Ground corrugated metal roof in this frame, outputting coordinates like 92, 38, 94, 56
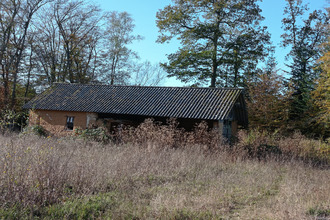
23, 83, 245, 121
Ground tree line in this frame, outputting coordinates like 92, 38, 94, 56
0, 0, 165, 110
1, 0, 329, 137
156, 0, 329, 137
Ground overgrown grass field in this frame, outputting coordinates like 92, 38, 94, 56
0, 123, 329, 219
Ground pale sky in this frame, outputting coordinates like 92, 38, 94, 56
93, 0, 329, 86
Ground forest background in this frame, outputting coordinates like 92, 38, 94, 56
0, 0, 329, 138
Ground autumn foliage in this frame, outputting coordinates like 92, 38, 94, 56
246, 72, 291, 131
310, 38, 330, 137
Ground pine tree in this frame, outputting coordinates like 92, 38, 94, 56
281, 0, 328, 127
156, 0, 271, 87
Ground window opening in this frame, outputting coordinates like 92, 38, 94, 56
66, 116, 74, 130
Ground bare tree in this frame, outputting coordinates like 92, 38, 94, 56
31, 5, 63, 86
53, 0, 102, 83
101, 11, 143, 85
1, 0, 160, 110
1, 0, 49, 108
131, 61, 166, 86
0, 0, 17, 107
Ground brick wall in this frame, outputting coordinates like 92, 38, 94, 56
29, 110, 97, 136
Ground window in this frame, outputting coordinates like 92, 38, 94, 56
66, 116, 74, 130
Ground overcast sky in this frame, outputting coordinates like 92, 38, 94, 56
93, 0, 329, 86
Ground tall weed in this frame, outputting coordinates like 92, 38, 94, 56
0, 123, 329, 219
234, 129, 329, 165
121, 118, 225, 151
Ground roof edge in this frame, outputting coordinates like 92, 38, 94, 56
52, 82, 245, 90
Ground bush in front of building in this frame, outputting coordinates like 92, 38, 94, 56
0, 110, 28, 133
21, 125, 48, 137
74, 127, 109, 143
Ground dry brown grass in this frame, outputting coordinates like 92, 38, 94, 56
120, 118, 224, 151
0, 125, 329, 219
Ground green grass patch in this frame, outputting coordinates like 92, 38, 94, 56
0, 193, 119, 220
307, 207, 330, 218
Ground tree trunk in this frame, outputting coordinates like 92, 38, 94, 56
24, 46, 34, 99
1, 65, 10, 107
11, 12, 33, 109
210, 37, 218, 88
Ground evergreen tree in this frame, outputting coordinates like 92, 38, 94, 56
156, 0, 271, 87
281, 0, 329, 125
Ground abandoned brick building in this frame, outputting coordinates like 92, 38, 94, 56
23, 83, 248, 139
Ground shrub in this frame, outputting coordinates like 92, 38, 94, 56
120, 118, 225, 151
0, 110, 28, 133
234, 129, 282, 160
74, 127, 110, 143
278, 132, 330, 164
234, 129, 330, 164
121, 118, 183, 148
21, 125, 48, 137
